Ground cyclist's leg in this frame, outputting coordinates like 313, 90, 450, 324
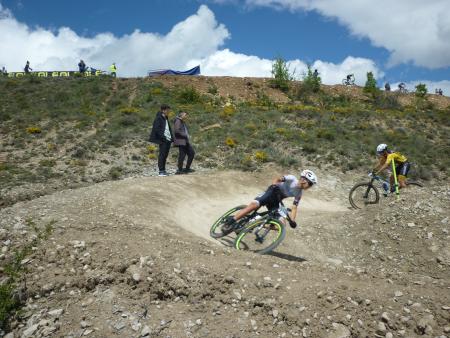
232, 201, 259, 222
389, 174, 396, 192
234, 185, 280, 221
397, 162, 410, 188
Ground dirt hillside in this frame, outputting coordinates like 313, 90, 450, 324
145, 75, 450, 109
1, 169, 449, 337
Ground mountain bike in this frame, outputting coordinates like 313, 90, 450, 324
349, 173, 423, 209
342, 74, 355, 86
398, 83, 408, 93
210, 203, 296, 254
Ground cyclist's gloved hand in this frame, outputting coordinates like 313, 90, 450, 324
289, 220, 297, 229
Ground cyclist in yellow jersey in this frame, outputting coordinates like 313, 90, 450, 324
373, 143, 410, 191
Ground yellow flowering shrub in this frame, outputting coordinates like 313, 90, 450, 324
26, 126, 41, 134
225, 137, 236, 147
220, 105, 236, 119
254, 151, 268, 162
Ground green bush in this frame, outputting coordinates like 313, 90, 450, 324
363, 72, 379, 95
177, 86, 201, 104
302, 66, 321, 93
270, 57, 293, 92
415, 83, 427, 98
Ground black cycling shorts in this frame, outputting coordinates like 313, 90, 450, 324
254, 185, 283, 211
396, 161, 410, 177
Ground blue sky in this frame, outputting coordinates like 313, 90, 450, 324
1, 0, 449, 94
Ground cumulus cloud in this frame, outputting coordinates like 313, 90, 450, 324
189, 49, 383, 86
0, 2, 384, 82
243, 0, 450, 69
0, 4, 230, 76
5, 1, 444, 94
390, 80, 450, 97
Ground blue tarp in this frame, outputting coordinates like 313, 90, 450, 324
148, 65, 200, 76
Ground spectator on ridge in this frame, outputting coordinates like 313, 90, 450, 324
173, 111, 195, 175
1, 66, 7, 76
110, 63, 117, 77
313, 69, 319, 78
149, 104, 173, 177
384, 82, 391, 91
24, 61, 32, 74
78, 60, 87, 74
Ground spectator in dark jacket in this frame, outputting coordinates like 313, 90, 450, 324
149, 104, 173, 176
78, 60, 86, 74
24, 61, 32, 74
173, 111, 195, 174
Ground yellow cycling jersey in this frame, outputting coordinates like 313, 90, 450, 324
385, 152, 407, 165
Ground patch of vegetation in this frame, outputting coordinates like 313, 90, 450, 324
363, 71, 379, 95
0, 220, 55, 331
270, 57, 293, 93
177, 86, 202, 104
109, 166, 124, 180
415, 83, 427, 98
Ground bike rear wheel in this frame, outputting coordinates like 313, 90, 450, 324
210, 205, 246, 239
349, 183, 380, 209
234, 218, 286, 255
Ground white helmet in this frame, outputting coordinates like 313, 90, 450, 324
301, 169, 317, 185
376, 143, 388, 154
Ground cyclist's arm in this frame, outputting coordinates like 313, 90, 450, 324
289, 204, 298, 221
271, 176, 284, 185
375, 158, 391, 174
373, 157, 385, 172
289, 193, 302, 221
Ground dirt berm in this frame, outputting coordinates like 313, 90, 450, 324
0, 170, 449, 337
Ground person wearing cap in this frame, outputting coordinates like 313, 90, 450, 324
149, 104, 174, 176
173, 111, 195, 175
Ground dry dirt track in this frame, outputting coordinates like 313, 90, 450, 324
1, 169, 449, 338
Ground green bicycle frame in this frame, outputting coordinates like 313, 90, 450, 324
391, 161, 400, 198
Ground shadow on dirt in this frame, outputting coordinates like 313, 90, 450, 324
267, 251, 307, 263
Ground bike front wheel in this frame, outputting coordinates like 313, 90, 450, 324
349, 183, 380, 209
234, 218, 286, 255
210, 205, 246, 239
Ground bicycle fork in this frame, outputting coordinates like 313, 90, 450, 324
253, 221, 271, 243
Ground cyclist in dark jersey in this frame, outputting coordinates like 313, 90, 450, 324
223, 170, 317, 230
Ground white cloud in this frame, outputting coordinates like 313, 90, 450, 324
0, 4, 230, 76
188, 49, 383, 85
391, 80, 450, 97
4, 1, 442, 94
0, 2, 383, 82
312, 56, 383, 86
243, 0, 450, 69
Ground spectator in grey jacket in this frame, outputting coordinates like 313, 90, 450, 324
173, 111, 195, 174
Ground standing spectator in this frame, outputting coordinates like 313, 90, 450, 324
149, 104, 173, 177
24, 61, 32, 74
384, 82, 391, 91
173, 111, 195, 175
110, 63, 117, 77
313, 69, 319, 78
78, 60, 86, 74
1, 66, 7, 76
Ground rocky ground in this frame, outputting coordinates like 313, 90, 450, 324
0, 169, 449, 338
